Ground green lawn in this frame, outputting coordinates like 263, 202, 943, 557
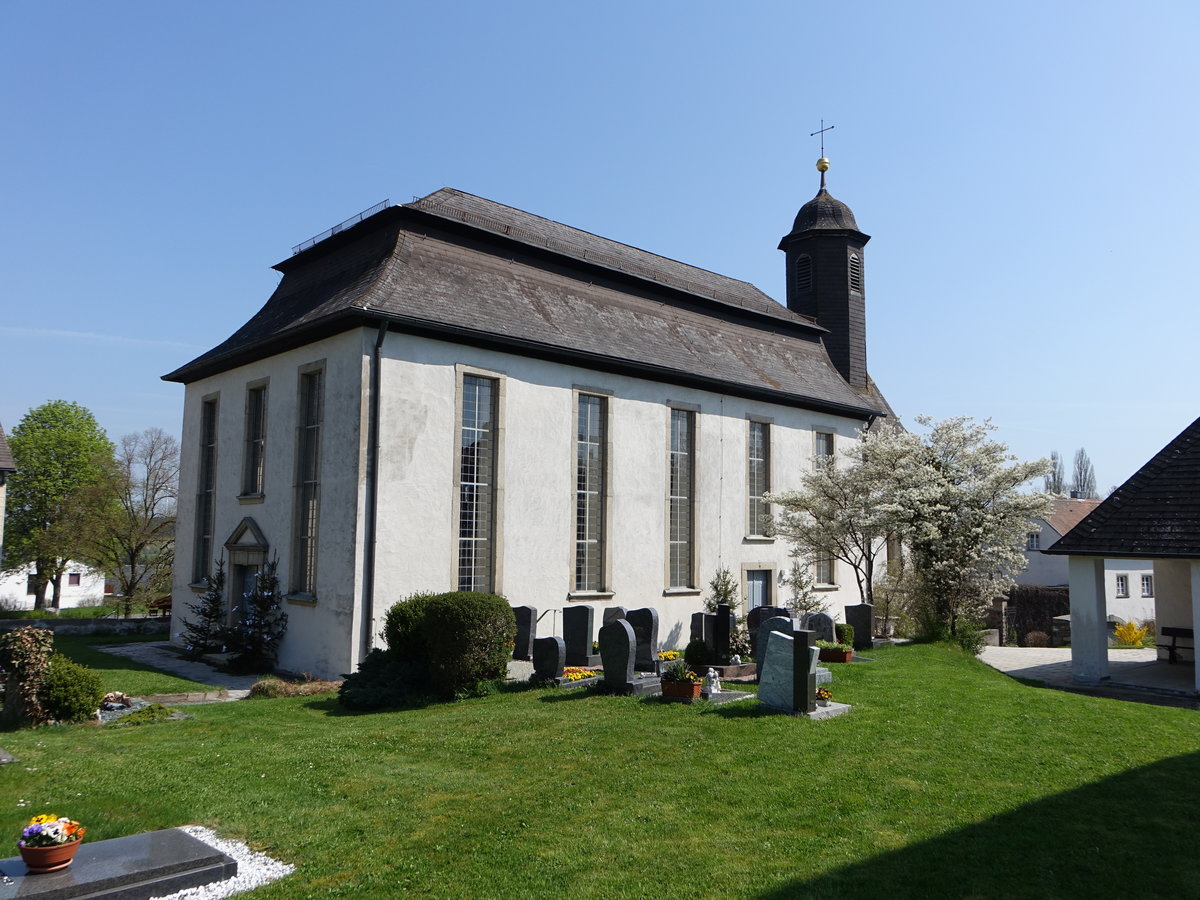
50, 634, 220, 695
4, 644, 1199, 898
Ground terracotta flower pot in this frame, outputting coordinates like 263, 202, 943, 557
818, 648, 853, 663
661, 681, 702, 699
19, 839, 82, 874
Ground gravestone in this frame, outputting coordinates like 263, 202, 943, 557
690, 611, 717, 659
602, 606, 628, 625
755, 615, 797, 680
844, 603, 874, 651
713, 603, 736, 663
748, 605, 789, 637
513, 606, 537, 661
626, 607, 660, 672
757, 627, 818, 715
563, 606, 600, 667
533, 636, 566, 681
807, 612, 835, 644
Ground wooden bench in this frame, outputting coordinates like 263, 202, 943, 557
147, 596, 173, 618
1157, 626, 1193, 664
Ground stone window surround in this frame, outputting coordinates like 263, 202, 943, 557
568, 386, 614, 599
287, 360, 325, 604
664, 401, 699, 592
189, 392, 220, 590
239, 377, 270, 502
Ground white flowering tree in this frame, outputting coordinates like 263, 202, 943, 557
770, 416, 1051, 638
903, 416, 1052, 636
768, 421, 920, 608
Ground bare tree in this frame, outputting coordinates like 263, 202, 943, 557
1071, 447, 1098, 500
77, 428, 179, 617
1044, 450, 1066, 495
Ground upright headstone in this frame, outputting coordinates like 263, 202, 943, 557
626, 607, 660, 672
844, 603, 874, 651
792, 628, 818, 715
599, 618, 636, 692
513, 606, 537, 661
713, 603, 735, 664
602, 606, 628, 625
748, 605, 789, 637
807, 612, 835, 644
563, 606, 600, 667
758, 627, 818, 715
755, 615, 798, 682
533, 636, 566, 681
690, 611, 711, 645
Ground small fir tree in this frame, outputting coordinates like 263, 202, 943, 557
181, 557, 226, 660
782, 558, 827, 618
231, 557, 288, 672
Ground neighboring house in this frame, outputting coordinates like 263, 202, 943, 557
1046, 415, 1200, 692
0, 422, 14, 568
0, 563, 107, 610
1019, 497, 1154, 622
164, 164, 896, 679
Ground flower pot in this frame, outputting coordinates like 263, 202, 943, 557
661, 681, 702, 699
19, 840, 82, 874
818, 649, 853, 663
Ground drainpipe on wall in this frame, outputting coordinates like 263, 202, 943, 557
361, 320, 388, 664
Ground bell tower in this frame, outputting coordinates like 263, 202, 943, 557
778, 156, 870, 389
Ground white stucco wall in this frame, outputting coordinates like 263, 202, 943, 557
174, 326, 885, 678
172, 329, 369, 679
369, 331, 873, 657
0, 564, 106, 610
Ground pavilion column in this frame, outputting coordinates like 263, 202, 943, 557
1191, 561, 1200, 694
1069, 556, 1108, 683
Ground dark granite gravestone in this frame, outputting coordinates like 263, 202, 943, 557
713, 604, 736, 663
626, 607, 660, 672
602, 606, 628, 625
792, 628, 818, 715
748, 605, 789, 638
533, 636, 566, 681
807, 611, 835, 644
844, 603, 874, 651
599, 618, 635, 690
0, 828, 237, 899
690, 612, 715, 657
513, 606, 537, 661
563, 606, 600, 667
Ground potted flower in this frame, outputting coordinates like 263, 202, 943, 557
18, 814, 86, 873
815, 640, 853, 663
816, 686, 833, 707
660, 661, 702, 699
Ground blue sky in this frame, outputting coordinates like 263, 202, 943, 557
2, 1, 1196, 491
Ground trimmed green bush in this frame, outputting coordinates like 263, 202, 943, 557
40, 653, 104, 723
836, 623, 855, 646
381, 592, 440, 662
420, 592, 516, 700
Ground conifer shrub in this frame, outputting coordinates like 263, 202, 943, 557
1024, 630, 1050, 648
684, 639, 712, 668
420, 592, 516, 700
40, 654, 104, 723
835, 623, 855, 647
182, 558, 226, 660
338, 649, 427, 710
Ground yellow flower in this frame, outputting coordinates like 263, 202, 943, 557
30, 814, 58, 826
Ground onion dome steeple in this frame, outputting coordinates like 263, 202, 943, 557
778, 156, 871, 389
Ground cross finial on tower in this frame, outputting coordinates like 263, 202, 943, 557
810, 119, 835, 189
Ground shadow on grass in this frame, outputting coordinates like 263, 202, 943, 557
760, 750, 1200, 899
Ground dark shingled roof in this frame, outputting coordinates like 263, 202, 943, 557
0, 423, 14, 474
1046, 416, 1200, 558
163, 189, 891, 420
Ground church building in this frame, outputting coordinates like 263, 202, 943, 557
165, 160, 895, 678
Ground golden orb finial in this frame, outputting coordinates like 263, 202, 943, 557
816, 157, 830, 172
